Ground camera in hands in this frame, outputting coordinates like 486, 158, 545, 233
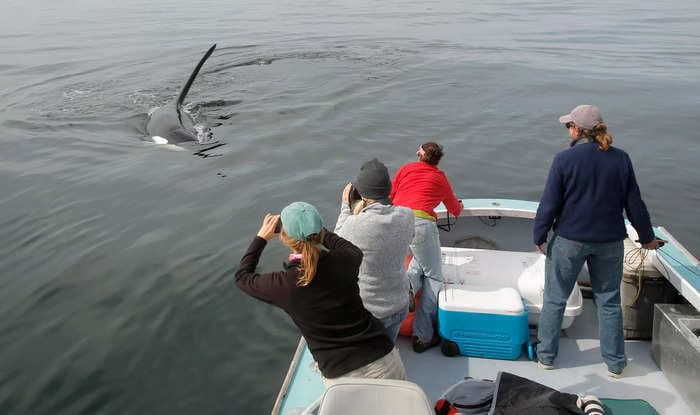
274, 217, 282, 234
348, 184, 362, 211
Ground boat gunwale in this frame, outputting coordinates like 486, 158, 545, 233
435, 198, 538, 220
653, 225, 700, 311
271, 337, 307, 415
657, 225, 700, 266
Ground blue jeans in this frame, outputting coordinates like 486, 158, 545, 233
379, 307, 409, 344
408, 217, 443, 342
537, 235, 626, 373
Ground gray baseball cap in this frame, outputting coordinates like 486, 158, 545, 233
559, 105, 603, 130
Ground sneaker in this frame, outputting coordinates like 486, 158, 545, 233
577, 395, 604, 414
537, 360, 554, 370
412, 334, 441, 353
608, 368, 624, 379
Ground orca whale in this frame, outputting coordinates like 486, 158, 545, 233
146, 44, 218, 145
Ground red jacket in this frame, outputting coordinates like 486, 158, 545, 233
390, 161, 462, 220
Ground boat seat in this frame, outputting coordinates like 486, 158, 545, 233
316, 378, 434, 415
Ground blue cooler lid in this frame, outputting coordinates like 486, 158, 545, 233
439, 286, 524, 315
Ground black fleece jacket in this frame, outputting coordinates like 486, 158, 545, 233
235, 230, 393, 378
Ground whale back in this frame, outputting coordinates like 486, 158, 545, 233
146, 44, 217, 144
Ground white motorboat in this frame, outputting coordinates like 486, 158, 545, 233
272, 199, 700, 415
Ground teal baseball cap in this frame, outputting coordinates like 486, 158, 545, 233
281, 201, 323, 241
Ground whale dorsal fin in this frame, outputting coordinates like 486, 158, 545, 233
176, 44, 217, 124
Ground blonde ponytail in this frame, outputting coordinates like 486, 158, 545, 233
584, 122, 612, 151
352, 199, 368, 216
279, 230, 324, 286
352, 198, 381, 215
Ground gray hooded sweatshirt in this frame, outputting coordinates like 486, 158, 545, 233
334, 202, 415, 319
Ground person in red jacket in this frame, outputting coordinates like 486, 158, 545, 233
390, 142, 463, 352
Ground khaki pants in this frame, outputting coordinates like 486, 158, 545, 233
322, 347, 407, 387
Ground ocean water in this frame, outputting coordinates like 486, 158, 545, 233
1, 0, 699, 413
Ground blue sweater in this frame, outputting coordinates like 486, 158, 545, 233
533, 141, 655, 246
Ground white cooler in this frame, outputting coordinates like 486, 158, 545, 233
441, 247, 583, 329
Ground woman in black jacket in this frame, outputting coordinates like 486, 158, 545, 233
235, 201, 406, 386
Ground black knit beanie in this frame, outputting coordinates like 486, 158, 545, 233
353, 158, 392, 201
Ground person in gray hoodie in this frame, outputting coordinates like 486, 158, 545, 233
335, 159, 415, 342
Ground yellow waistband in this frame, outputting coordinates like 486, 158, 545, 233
413, 209, 436, 221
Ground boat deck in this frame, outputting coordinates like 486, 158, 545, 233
274, 200, 699, 415
276, 298, 695, 414
398, 298, 694, 414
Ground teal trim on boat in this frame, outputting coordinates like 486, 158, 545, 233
653, 227, 700, 310
276, 339, 324, 415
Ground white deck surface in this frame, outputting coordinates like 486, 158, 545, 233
397, 298, 695, 415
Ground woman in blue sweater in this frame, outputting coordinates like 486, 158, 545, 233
533, 105, 661, 378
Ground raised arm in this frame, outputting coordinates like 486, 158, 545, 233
334, 183, 354, 233
234, 214, 290, 305
234, 236, 289, 305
